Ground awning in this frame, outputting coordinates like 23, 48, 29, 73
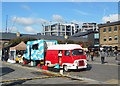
10, 41, 26, 51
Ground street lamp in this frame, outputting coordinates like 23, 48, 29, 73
64, 35, 68, 44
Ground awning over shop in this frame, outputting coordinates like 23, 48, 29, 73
10, 41, 26, 51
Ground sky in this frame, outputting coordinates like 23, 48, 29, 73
1, 1, 119, 34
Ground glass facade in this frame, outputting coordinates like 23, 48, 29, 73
94, 33, 99, 39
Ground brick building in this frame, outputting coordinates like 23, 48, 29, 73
98, 21, 120, 50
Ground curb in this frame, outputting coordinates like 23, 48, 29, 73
2, 61, 108, 84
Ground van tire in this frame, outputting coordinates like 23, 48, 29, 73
63, 65, 69, 72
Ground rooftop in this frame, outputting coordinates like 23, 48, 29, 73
98, 21, 120, 28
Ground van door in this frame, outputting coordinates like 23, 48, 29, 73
62, 50, 73, 64
58, 50, 62, 66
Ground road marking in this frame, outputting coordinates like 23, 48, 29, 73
104, 79, 119, 84
0, 75, 62, 83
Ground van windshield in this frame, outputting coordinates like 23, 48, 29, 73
72, 49, 84, 56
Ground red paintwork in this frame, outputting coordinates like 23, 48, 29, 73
42, 65, 48, 70
37, 64, 41, 67
80, 45, 83, 48
45, 48, 86, 67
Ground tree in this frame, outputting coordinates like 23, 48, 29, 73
9, 37, 37, 44
66, 39, 74, 44
57, 40, 65, 44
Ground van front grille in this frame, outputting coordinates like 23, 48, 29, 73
78, 60, 84, 66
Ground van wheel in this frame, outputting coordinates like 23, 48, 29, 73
63, 65, 69, 72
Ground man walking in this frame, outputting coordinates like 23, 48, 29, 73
90, 51, 94, 61
100, 50, 106, 64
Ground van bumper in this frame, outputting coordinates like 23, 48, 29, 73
67, 65, 87, 70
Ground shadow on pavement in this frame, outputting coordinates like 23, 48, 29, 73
1, 80, 27, 86
0, 67, 15, 76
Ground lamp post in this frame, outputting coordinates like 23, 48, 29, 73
64, 35, 68, 44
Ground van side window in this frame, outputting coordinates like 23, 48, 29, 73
64, 51, 70, 56
32, 44, 38, 50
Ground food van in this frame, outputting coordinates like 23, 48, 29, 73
23, 40, 57, 65
45, 44, 87, 71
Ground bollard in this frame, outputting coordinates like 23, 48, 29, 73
60, 68, 63, 75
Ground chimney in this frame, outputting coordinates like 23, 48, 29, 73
106, 21, 110, 23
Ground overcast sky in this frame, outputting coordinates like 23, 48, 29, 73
1, 1, 119, 34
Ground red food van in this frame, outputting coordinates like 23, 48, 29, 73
45, 44, 87, 71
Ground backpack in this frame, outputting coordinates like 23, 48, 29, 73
91, 52, 93, 56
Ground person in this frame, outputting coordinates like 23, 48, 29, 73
86, 50, 90, 61
90, 51, 94, 61
99, 50, 106, 64
114, 50, 118, 60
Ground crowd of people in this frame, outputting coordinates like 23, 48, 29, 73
85, 49, 119, 64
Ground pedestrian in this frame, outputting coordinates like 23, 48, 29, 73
114, 50, 118, 60
90, 51, 94, 61
99, 50, 106, 64
86, 50, 89, 61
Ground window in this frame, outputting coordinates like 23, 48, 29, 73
32, 44, 38, 50
109, 27, 111, 32
72, 49, 84, 56
103, 28, 106, 32
114, 36, 118, 40
64, 51, 71, 56
114, 26, 117, 31
109, 36, 112, 41
4, 42, 8, 45
94, 33, 99, 39
104, 37, 106, 41
0, 42, 1, 45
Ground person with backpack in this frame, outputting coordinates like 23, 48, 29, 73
90, 51, 94, 61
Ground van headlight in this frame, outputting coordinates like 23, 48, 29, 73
74, 61, 78, 65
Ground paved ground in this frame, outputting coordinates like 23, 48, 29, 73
0, 56, 120, 85
0, 61, 87, 85
63, 56, 120, 84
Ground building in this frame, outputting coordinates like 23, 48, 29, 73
0, 32, 88, 49
98, 21, 120, 50
42, 23, 79, 36
73, 29, 99, 48
80, 23, 98, 32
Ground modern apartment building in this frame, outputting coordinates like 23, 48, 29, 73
98, 21, 120, 50
80, 23, 98, 32
42, 23, 79, 36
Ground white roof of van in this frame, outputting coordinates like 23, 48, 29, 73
47, 44, 83, 50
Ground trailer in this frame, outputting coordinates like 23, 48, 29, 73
23, 40, 57, 65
